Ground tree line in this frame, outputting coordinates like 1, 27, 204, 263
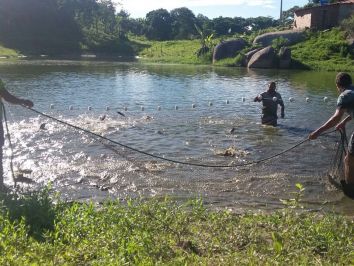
0, 0, 339, 55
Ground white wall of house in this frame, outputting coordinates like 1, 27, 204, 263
294, 13, 312, 29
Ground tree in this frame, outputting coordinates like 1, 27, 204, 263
245, 16, 278, 31
170, 7, 198, 39
116, 9, 130, 38
196, 14, 213, 36
282, 6, 300, 26
0, 0, 82, 54
145, 9, 172, 40
341, 14, 354, 38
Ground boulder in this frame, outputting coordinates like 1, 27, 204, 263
213, 39, 247, 63
278, 47, 292, 69
248, 46, 276, 69
253, 29, 306, 47
243, 48, 262, 66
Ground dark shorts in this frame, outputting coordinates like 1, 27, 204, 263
261, 116, 277, 127
340, 180, 354, 200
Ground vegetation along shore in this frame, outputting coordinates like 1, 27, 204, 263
0, 187, 353, 264
0, 0, 353, 71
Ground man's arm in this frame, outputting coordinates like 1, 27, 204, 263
309, 108, 345, 139
0, 87, 33, 108
254, 95, 262, 102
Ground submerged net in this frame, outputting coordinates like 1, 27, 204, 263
328, 129, 348, 189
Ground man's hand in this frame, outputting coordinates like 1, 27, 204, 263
308, 131, 319, 140
22, 99, 33, 108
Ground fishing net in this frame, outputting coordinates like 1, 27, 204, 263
328, 129, 347, 189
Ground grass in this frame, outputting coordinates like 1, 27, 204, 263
0, 187, 353, 264
1, 28, 353, 72
132, 28, 354, 71
291, 28, 354, 72
131, 36, 213, 65
0, 44, 19, 58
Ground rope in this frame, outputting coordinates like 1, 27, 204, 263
25, 107, 336, 168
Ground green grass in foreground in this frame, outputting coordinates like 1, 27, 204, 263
0, 187, 353, 265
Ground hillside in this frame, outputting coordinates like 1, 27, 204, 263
1, 28, 353, 72
291, 28, 354, 72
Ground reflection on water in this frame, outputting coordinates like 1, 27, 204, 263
0, 61, 352, 214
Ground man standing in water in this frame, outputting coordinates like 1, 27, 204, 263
254, 81, 285, 126
0, 78, 33, 190
309, 72, 354, 199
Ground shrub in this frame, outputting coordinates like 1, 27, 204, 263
341, 14, 354, 38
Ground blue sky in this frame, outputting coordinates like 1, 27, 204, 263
117, 0, 309, 19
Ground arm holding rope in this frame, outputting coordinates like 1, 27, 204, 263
309, 108, 345, 140
0, 87, 33, 108
0, 79, 33, 108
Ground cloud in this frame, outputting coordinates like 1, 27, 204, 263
119, 0, 276, 11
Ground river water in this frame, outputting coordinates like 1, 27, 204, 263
0, 61, 352, 214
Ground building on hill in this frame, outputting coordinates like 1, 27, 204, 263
293, 0, 354, 30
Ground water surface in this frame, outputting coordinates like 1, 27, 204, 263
0, 61, 352, 214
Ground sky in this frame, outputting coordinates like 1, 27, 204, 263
117, 0, 309, 19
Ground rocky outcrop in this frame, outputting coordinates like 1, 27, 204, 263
278, 47, 292, 69
213, 39, 247, 63
242, 48, 262, 66
247, 46, 276, 69
253, 29, 306, 47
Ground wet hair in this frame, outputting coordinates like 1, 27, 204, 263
268, 82, 276, 89
335, 72, 352, 89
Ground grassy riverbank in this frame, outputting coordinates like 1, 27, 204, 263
0, 188, 353, 264
1, 28, 353, 72
0, 45, 19, 59
291, 29, 354, 72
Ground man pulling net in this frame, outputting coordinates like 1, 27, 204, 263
309, 72, 354, 200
